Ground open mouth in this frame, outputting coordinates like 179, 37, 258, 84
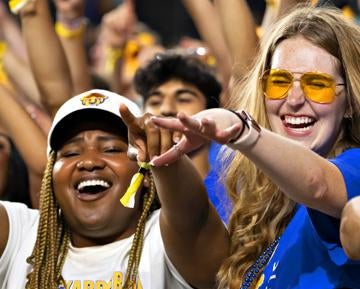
282, 115, 316, 131
76, 179, 111, 194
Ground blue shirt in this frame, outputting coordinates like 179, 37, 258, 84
204, 142, 232, 224
257, 148, 360, 289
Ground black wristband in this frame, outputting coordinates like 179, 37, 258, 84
228, 109, 247, 143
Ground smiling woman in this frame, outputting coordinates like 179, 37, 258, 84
0, 89, 229, 289
149, 5, 360, 289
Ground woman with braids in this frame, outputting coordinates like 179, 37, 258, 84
151, 5, 360, 289
0, 89, 229, 289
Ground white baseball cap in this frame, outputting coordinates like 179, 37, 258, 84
47, 89, 141, 155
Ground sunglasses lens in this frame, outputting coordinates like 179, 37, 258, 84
262, 70, 338, 104
262, 70, 292, 99
302, 73, 335, 104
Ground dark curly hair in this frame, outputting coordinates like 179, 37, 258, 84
134, 52, 222, 109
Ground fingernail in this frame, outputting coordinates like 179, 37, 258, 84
149, 156, 158, 166
173, 137, 180, 143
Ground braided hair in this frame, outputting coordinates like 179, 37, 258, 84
26, 152, 159, 289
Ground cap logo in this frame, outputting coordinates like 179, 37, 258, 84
80, 93, 108, 106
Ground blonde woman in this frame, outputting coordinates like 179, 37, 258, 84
0, 89, 229, 289
152, 5, 360, 289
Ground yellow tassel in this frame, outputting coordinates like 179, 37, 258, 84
120, 162, 151, 208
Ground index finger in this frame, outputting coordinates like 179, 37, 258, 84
119, 104, 139, 130
151, 116, 186, 132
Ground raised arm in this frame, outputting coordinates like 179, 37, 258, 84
98, 0, 136, 95
261, 0, 309, 36
54, 0, 93, 94
18, 0, 73, 118
120, 106, 229, 289
181, 0, 231, 89
3, 46, 41, 105
0, 84, 46, 176
213, 0, 259, 79
0, 2, 27, 61
0, 83, 47, 207
151, 109, 348, 218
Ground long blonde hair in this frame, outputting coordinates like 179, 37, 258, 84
26, 151, 158, 289
217, 6, 360, 289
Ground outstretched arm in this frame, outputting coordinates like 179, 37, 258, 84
151, 109, 348, 219
121, 106, 229, 289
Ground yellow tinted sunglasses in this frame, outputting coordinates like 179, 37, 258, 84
261, 69, 345, 104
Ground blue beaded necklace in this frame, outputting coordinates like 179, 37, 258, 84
240, 237, 280, 289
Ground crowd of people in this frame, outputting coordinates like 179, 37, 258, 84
0, 0, 359, 289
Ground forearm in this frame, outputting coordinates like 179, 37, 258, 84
109, 55, 125, 95
20, 0, 72, 118
153, 156, 209, 230
182, 0, 231, 85
262, 0, 308, 35
238, 127, 347, 218
1, 16, 28, 61
59, 35, 93, 94
0, 85, 47, 176
214, 0, 258, 78
277, 0, 308, 18
3, 49, 41, 105
153, 156, 228, 288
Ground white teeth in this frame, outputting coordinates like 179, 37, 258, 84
285, 116, 314, 125
291, 126, 312, 132
77, 179, 110, 190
